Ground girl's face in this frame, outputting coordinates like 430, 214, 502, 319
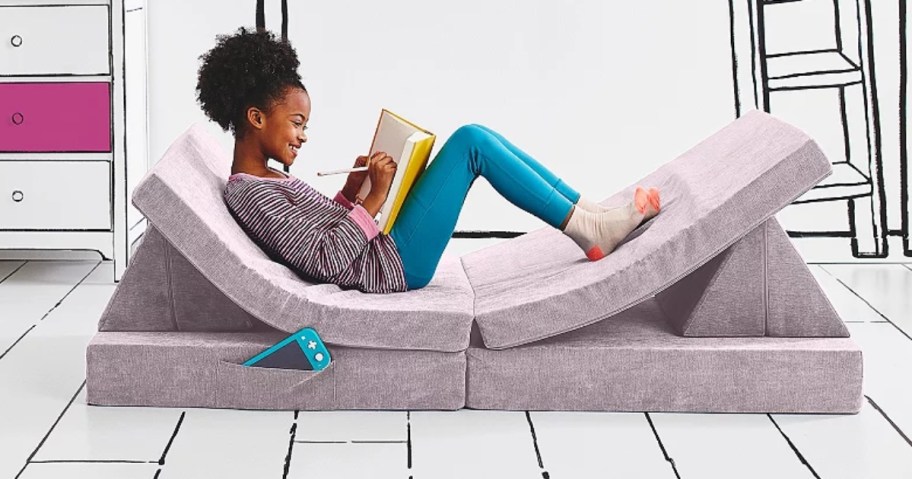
259, 87, 310, 168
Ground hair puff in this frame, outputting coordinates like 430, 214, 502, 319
196, 26, 306, 137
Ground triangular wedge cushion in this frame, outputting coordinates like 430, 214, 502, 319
764, 219, 849, 337
655, 221, 766, 336
655, 218, 849, 337
98, 226, 257, 333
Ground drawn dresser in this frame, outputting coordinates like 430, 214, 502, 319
0, 0, 137, 280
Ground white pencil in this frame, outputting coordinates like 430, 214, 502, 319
316, 166, 369, 177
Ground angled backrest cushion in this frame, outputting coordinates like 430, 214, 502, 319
461, 110, 833, 349
130, 124, 474, 352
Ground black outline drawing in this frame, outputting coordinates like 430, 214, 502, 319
729, 0, 903, 258
0, 1, 134, 280
902, 0, 910, 256
256, 0, 291, 174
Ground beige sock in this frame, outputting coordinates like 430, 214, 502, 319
562, 187, 660, 260
577, 195, 651, 229
575, 196, 620, 214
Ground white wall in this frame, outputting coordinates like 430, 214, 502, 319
147, 0, 909, 261
125, 1, 147, 232
148, 0, 734, 227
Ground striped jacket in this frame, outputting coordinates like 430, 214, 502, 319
223, 172, 409, 294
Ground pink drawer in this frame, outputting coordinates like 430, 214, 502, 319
0, 82, 111, 152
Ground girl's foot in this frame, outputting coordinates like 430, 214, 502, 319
562, 186, 661, 261
574, 196, 620, 214
635, 186, 660, 221
576, 187, 661, 225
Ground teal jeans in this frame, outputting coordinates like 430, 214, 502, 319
389, 124, 580, 290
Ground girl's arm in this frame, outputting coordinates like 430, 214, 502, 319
227, 183, 378, 280
275, 205, 378, 279
333, 190, 355, 210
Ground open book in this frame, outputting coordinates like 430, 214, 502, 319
356, 109, 436, 234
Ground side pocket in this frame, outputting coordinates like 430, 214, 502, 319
215, 359, 335, 410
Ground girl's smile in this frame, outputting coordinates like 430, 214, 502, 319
264, 87, 310, 168
232, 86, 311, 177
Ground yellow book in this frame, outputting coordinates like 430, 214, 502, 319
356, 109, 436, 234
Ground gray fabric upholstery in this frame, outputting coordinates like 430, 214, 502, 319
86, 301, 862, 413
764, 219, 850, 336
86, 110, 863, 413
128, 124, 475, 352
655, 218, 849, 337
462, 109, 835, 349
101, 226, 472, 349
99, 227, 255, 332
86, 331, 466, 410
655, 220, 766, 336
465, 299, 862, 413
97, 224, 175, 331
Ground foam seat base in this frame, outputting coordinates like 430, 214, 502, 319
86, 331, 466, 410
87, 302, 863, 413
465, 300, 863, 413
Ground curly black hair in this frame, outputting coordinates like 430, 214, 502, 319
196, 27, 306, 137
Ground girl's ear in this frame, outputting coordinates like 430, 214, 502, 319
246, 107, 265, 130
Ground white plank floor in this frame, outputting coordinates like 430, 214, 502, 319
0, 261, 910, 478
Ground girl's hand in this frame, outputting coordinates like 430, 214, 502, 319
366, 152, 397, 199
343, 155, 370, 195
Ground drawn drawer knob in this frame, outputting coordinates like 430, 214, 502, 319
10, 35, 22, 47
11, 112, 24, 125
11, 190, 24, 203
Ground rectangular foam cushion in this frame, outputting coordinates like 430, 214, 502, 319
129, 124, 474, 352
462, 110, 834, 349
86, 331, 466, 410
465, 299, 863, 413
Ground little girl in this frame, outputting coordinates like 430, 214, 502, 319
196, 28, 660, 294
